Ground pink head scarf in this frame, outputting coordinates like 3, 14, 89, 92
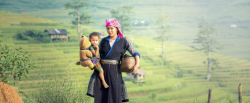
105, 19, 123, 38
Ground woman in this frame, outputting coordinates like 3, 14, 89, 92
87, 19, 140, 103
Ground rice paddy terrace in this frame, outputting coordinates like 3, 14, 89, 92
1, 12, 250, 102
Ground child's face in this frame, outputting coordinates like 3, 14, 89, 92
90, 36, 99, 46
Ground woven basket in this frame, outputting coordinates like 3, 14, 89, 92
120, 54, 136, 73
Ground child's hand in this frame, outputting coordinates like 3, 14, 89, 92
93, 44, 99, 49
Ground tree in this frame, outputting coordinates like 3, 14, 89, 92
0, 43, 36, 84
64, 0, 93, 40
191, 19, 223, 81
110, 5, 134, 34
71, 13, 95, 26
155, 7, 172, 60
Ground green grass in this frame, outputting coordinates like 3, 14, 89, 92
20, 78, 93, 103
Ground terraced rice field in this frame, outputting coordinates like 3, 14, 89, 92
1, 12, 250, 102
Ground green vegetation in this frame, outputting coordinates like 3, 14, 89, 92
154, 6, 172, 60
0, 45, 36, 84
15, 30, 51, 43
0, 30, 2, 42
31, 78, 92, 103
0, 0, 250, 102
18, 0, 250, 62
191, 19, 223, 81
18, 77, 93, 103
110, 5, 134, 33
64, 0, 94, 39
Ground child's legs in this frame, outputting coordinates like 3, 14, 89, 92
94, 67, 108, 88
99, 69, 104, 82
95, 67, 105, 83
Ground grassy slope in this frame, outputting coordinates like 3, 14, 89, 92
1, 9, 250, 103
129, 36, 250, 102
20, 0, 250, 61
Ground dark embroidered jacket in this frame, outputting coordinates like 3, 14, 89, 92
99, 36, 140, 60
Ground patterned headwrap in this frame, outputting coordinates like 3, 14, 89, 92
105, 19, 123, 38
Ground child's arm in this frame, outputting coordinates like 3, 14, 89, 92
90, 45, 99, 56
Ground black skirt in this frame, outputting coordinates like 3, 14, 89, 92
87, 63, 129, 103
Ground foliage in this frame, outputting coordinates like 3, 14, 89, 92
19, 91, 34, 103
154, 7, 172, 42
150, 92, 157, 100
64, 0, 90, 11
67, 36, 79, 42
218, 83, 227, 87
110, 5, 134, 33
64, 0, 93, 39
154, 6, 172, 60
70, 11, 95, 25
31, 78, 93, 103
15, 30, 51, 43
191, 19, 222, 53
193, 97, 206, 103
191, 19, 223, 80
0, 45, 36, 84
208, 58, 221, 71
220, 94, 234, 103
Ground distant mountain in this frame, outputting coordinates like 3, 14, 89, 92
1, 0, 250, 23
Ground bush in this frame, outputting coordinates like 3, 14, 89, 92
218, 83, 227, 87
15, 30, 51, 43
68, 36, 79, 42
150, 92, 157, 100
32, 78, 93, 103
0, 45, 36, 84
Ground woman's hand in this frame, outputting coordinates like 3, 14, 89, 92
132, 64, 140, 75
132, 55, 140, 75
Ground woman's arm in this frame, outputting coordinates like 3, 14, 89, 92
132, 55, 140, 75
124, 38, 140, 75
125, 39, 140, 58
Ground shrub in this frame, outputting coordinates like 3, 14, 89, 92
15, 30, 51, 43
0, 45, 36, 84
218, 83, 227, 87
68, 36, 79, 42
150, 92, 157, 100
32, 78, 93, 103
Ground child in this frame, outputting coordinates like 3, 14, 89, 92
89, 32, 109, 88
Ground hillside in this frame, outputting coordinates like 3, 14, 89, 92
15, 0, 250, 62
1, 12, 250, 102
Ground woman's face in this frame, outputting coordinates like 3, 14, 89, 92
106, 26, 118, 37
